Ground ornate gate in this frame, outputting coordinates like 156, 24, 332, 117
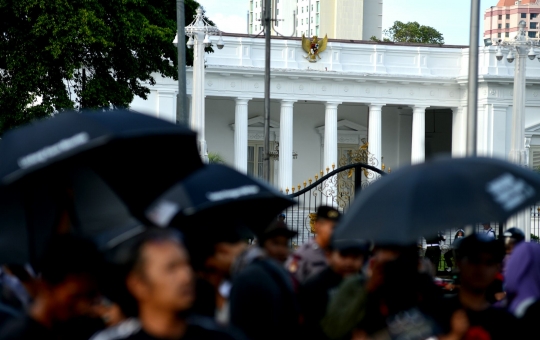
282, 152, 387, 247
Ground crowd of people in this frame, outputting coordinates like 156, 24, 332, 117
0, 205, 538, 340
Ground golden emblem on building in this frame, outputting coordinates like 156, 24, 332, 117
302, 34, 328, 62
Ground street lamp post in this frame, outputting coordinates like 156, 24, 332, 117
185, 7, 224, 163
494, 20, 538, 240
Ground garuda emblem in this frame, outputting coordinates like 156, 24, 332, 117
302, 34, 328, 62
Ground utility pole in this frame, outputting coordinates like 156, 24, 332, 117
176, 0, 188, 125
263, 0, 272, 182
466, 0, 480, 157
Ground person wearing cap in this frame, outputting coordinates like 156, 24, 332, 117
430, 234, 518, 340
299, 238, 368, 340
258, 221, 298, 264
285, 206, 341, 284
503, 227, 525, 256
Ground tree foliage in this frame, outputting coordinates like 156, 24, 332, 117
0, 0, 210, 133
383, 21, 444, 45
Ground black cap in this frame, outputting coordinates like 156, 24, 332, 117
503, 227, 525, 243
455, 233, 505, 263
316, 205, 341, 222
329, 238, 370, 255
258, 221, 297, 243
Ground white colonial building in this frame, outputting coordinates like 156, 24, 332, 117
131, 33, 540, 192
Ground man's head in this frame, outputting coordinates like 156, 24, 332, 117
186, 223, 250, 276
482, 223, 491, 231
114, 229, 194, 317
258, 221, 297, 263
455, 234, 505, 293
314, 206, 341, 249
503, 227, 525, 254
367, 244, 418, 292
327, 239, 369, 277
37, 235, 103, 325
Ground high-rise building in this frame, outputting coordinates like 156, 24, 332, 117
248, 0, 383, 40
484, 0, 540, 42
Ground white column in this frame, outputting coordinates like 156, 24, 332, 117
451, 107, 467, 158
190, 30, 208, 162
411, 105, 428, 164
509, 47, 528, 167
279, 100, 296, 192
324, 102, 341, 170
234, 98, 251, 174
368, 104, 383, 169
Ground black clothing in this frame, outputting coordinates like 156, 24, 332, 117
92, 317, 245, 340
0, 316, 54, 340
299, 267, 344, 340
520, 300, 540, 338
229, 258, 300, 340
191, 278, 216, 318
430, 295, 518, 340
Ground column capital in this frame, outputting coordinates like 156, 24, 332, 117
325, 101, 342, 109
368, 103, 385, 109
412, 105, 429, 110
280, 99, 297, 107
235, 97, 252, 104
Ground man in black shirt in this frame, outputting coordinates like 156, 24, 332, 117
96, 228, 244, 340
430, 234, 519, 340
0, 235, 104, 340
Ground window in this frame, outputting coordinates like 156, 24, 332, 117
311, 29, 313, 35
498, 32, 502, 38
311, 17, 313, 23
522, 13, 527, 18
506, 23, 510, 28
506, 32, 510, 37
532, 13, 538, 19
302, 6, 304, 13
532, 22, 538, 29
498, 24, 502, 29
529, 31, 537, 38
506, 14, 510, 19
498, 15, 502, 20
301, 19, 303, 25
317, 1, 320, 12
277, 8, 279, 15
255, 1, 257, 7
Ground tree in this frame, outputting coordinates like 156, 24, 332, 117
383, 21, 444, 45
0, 0, 211, 134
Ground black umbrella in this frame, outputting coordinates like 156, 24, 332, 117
334, 157, 540, 245
0, 109, 202, 220
145, 164, 295, 234
0, 109, 201, 264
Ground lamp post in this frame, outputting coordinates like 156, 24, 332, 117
185, 7, 224, 163
494, 20, 538, 240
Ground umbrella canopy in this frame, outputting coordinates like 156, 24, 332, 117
334, 157, 540, 245
0, 109, 203, 220
145, 164, 295, 234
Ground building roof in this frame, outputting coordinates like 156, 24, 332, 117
497, 0, 538, 6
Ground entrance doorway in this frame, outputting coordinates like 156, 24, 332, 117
425, 109, 453, 160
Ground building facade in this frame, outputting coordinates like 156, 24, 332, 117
131, 33, 540, 192
248, 0, 383, 40
484, 0, 540, 41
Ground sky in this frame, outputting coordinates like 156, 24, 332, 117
197, 0, 495, 45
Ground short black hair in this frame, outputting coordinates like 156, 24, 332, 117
39, 234, 103, 286
104, 228, 184, 317
455, 233, 505, 263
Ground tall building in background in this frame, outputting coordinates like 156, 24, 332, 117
484, 0, 540, 42
248, 0, 383, 40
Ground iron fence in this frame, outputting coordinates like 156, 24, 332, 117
283, 162, 385, 248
